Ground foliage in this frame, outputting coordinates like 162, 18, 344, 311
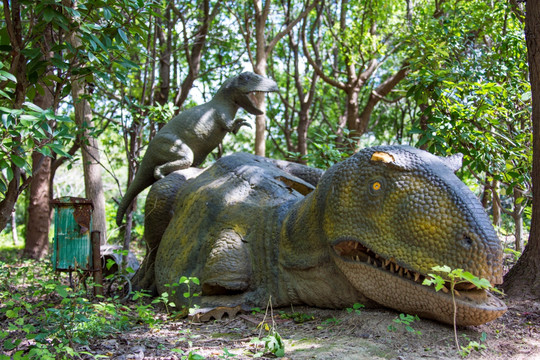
459, 333, 488, 357
405, 1, 531, 235
300, 127, 359, 168
422, 265, 500, 357
387, 313, 422, 335
346, 303, 365, 315
0, 0, 531, 247
249, 297, 286, 358
423, 265, 502, 295
279, 310, 315, 323
0, 103, 74, 196
0, 260, 129, 358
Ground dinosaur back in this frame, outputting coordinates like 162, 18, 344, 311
154, 153, 313, 305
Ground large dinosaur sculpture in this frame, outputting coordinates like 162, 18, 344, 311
137, 145, 507, 326
116, 72, 278, 226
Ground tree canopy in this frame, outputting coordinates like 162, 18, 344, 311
0, 0, 535, 294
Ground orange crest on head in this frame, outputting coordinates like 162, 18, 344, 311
371, 152, 394, 163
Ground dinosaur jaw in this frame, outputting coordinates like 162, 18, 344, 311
331, 239, 507, 326
241, 89, 278, 116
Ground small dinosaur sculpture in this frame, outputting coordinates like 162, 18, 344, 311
136, 145, 506, 326
116, 72, 278, 226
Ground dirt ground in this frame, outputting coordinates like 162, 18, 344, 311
86, 296, 540, 360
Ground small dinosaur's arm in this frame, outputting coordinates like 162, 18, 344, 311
228, 118, 252, 135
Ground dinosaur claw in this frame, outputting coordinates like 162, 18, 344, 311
231, 118, 251, 134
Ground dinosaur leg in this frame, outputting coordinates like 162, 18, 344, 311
153, 144, 194, 179
201, 229, 251, 295
133, 168, 204, 293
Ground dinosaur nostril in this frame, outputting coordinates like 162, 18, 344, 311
460, 234, 474, 249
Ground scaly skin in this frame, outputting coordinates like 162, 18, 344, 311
147, 146, 506, 326
116, 72, 278, 226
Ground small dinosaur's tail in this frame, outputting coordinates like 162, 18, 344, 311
116, 165, 156, 226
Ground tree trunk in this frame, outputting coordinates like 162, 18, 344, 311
11, 209, 18, 245
23, 23, 55, 259
74, 83, 108, 244
254, 61, 268, 157
24, 153, 52, 259
0, 168, 22, 232
155, 3, 171, 106
64, 0, 108, 243
249, 0, 317, 156
173, 0, 220, 111
492, 179, 501, 227
502, 0, 540, 299
0, 0, 27, 232
253, 0, 269, 156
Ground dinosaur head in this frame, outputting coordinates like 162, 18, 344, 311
218, 72, 278, 115
320, 145, 506, 325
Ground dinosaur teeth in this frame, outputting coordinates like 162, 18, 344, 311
414, 272, 420, 282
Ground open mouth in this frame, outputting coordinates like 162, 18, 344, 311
246, 90, 275, 109
247, 92, 260, 108
333, 239, 480, 295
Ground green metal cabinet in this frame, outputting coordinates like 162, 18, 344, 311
51, 197, 94, 271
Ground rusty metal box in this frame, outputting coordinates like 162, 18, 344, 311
51, 197, 94, 271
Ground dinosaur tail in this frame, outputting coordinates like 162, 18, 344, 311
116, 164, 156, 226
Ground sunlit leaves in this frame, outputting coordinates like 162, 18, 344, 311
0, 103, 76, 194
405, 0, 530, 201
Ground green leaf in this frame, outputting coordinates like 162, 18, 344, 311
3, 338, 21, 350
432, 265, 451, 273
22, 102, 44, 113
55, 284, 68, 298
0, 70, 16, 83
118, 28, 128, 43
6, 309, 18, 318
11, 155, 26, 168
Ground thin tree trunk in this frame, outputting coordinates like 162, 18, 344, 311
513, 188, 524, 253
11, 209, 18, 246
73, 81, 107, 244
173, 0, 220, 111
155, 3, 171, 106
64, 0, 108, 243
492, 179, 501, 227
503, 0, 540, 299
250, 0, 317, 156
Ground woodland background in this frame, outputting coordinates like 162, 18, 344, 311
0, 0, 539, 300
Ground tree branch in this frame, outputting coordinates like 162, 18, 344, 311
301, 10, 346, 90
266, 1, 318, 54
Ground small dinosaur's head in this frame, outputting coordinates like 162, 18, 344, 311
218, 72, 278, 115
320, 145, 506, 325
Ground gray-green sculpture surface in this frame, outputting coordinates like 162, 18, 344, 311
136, 145, 506, 326
116, 72, 278, 226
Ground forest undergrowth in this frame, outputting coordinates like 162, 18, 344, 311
0, 240, 539, 360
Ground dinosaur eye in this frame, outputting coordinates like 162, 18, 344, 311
368, 178, 386, 196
